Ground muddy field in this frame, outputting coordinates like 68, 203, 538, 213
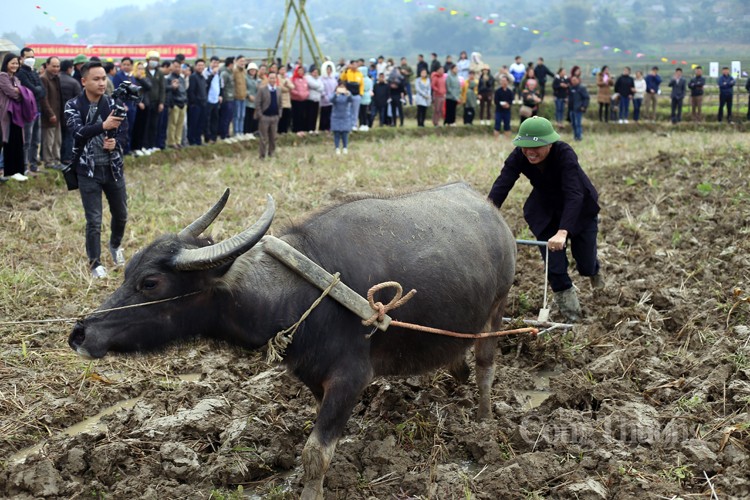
1, 127, 749, 499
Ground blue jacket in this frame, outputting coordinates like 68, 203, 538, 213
488, 141, 600, 237
64, 92, 128, 179
568, 83, 590, 112
645, 73, 662, 93
718, 74, 735, 96
329, 92, 352, 132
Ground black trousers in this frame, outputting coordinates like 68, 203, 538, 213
358, 103, 370, 128
445, 99, 457, 124
319, 105, 332, 131
291, 100, 306, 132
535, 217, 600, 292
598, 103, 609, 122
2, 122, 25, 176
416, 105, 427, 126
671, 98, 683, 123
278, 108, 292, 134
306, 100, 319, 131
78, 164, 128, 269
389, 96, 403, 126
718, 93, 733, 122
463, 107, 475, 124
244, 108, 258, 134
144, 104, 161, 149
187, 103, 207, 145
204, 102, 220, 142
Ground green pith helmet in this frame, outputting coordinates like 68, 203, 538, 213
73, 54, 88, 65
512, 116, 560, 148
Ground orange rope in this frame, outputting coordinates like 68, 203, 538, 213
363, 282, 539, 339
390, 321, 538, 339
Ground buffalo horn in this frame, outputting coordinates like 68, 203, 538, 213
178, 188, 231, 239
173, 194, 275, 271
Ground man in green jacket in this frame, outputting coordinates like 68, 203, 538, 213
445, 64, 461, 126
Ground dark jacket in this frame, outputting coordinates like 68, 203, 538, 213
478, 73, 495, 94
688, 75, 705, 96
718, 74, 735, 96
494, 87, 514, 110
165, 73, 187, 108
533, 64, 555, 84
645, 73, 662, 93
614, 74, 635, 98
552, 75, 570, 99
568, 82, 590, 112
17, 65, 46, 106
669, 77, 686, 100
64, 92, 128, 179
144, 68, 166, 106
40, 73, 63, 128
372, 82, 389, 107
416, 60, 428, 77
188, 72, 208, 106
488, 141, 600, 237
429, 59, 442, 74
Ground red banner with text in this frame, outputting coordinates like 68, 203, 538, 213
27, 44, 198, 60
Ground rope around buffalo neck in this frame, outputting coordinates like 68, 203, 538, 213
265, 273, 341, 364
0, 291, 204, 327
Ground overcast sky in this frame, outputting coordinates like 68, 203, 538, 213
1, 0, 154, 39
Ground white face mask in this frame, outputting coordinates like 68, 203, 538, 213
148, 60, 158, 69
23, 57, 35, 68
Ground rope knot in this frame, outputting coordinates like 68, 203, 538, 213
362, 281, 417, 327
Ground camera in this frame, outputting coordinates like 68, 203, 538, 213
106, 81, 141, 138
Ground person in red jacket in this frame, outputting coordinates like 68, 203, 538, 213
430, 66, 446, 127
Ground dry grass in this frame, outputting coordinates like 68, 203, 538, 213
0, 125, 748, 460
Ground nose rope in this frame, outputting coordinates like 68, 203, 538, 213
0, 291, 203, 327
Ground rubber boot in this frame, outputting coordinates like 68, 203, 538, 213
590, 273, 605, 290
554, 287, 582, 322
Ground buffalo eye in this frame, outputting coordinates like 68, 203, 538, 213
140, 278, 160, 291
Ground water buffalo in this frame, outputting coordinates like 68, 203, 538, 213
69, 182, 516, 499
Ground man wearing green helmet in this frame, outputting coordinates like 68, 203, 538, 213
488, 116, 603, 322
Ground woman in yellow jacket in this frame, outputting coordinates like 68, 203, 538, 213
340, 61, 364, 130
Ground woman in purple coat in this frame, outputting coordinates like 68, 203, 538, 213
0, 53, 27, 181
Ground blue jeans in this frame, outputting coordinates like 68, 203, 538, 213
535, 217, 600, 292
219, 100, 235, 139
554, 98, 566, 123
333, 131, 349, 148
78, 165, 128, 269
349, 95, 361, 130
571, 110, 583, 140
618, 96, 630, 120
22, 114, 41, 170
404, 81, 413, 105
233, 99, 246, 135
633, 98, 643, 121
494, 109, 511, 131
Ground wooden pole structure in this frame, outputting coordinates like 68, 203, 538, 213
273, 0, 324, 70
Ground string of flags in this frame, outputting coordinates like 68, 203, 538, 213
34, 5, 90, 46
404, 0, 697, 68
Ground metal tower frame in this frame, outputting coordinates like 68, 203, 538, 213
273, 0, 325, 70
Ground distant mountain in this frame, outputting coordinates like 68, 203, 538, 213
5, 0, 749, 63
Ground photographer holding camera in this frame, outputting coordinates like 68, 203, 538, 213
63, 61, 129, 279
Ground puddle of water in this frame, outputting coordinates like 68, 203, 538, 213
518, 368, 561, 411
8, 373, 202, 465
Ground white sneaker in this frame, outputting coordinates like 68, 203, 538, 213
10, 173, 28, 181
110, 246, 125, 267
91, 265, 108, 279
247, 133, 255, 139
351, 126, 357, 132
358, 125, 366, 131
624, 119, 629, 124
134, 149, 145, 157
343, 148, 348, 155
335, 148, 341, 155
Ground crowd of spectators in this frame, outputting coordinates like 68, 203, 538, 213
1, 47, 749, 182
